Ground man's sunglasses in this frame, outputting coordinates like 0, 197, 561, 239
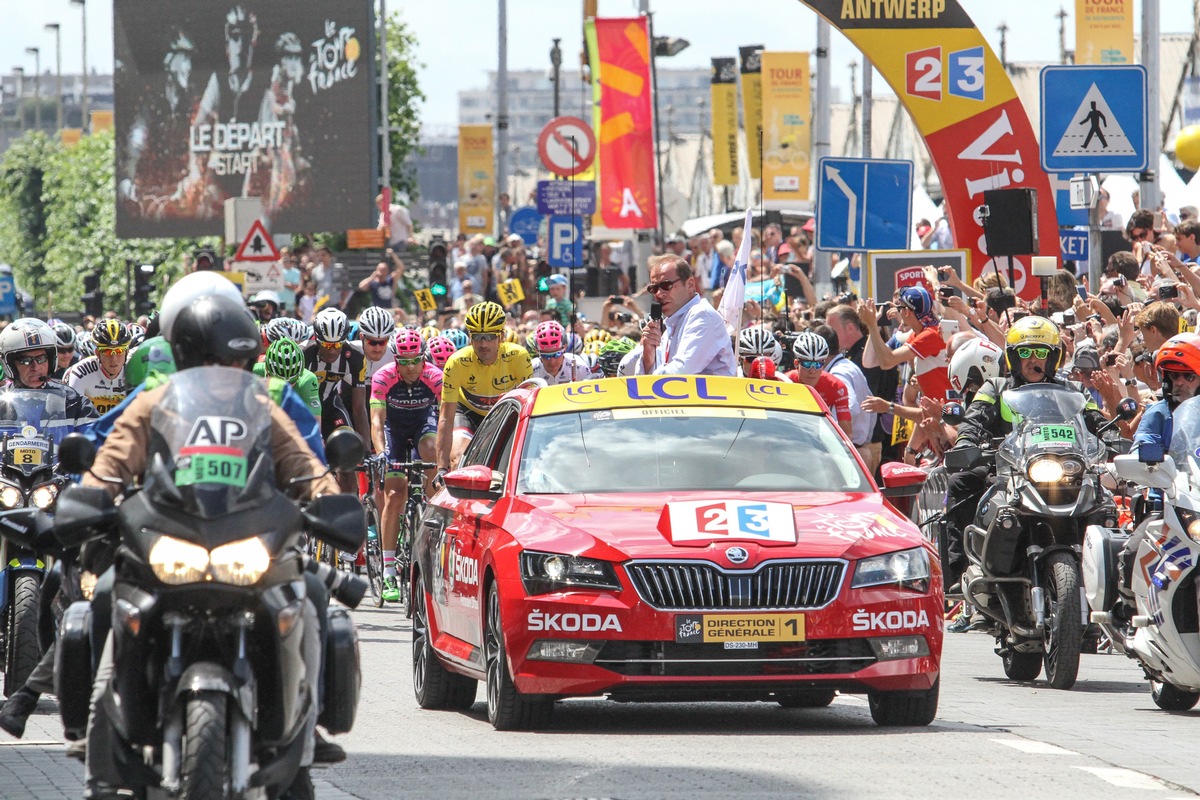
1169, 371, 1200, 383
797, 359, 824, 370
96, 346, 127, 357
318, 341, 343, 350
1131, 228, 1151, 241
646, 277, 683, 294
471, 333, 499, 343
539, 350, 565, 359
395, 356, 424, 366
1016, 346, 1051, 359
15, 354, 49, 367
363, 338, 389, 347
59, 347, 74, 354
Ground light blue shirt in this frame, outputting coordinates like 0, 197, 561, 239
622, 293, 737, 376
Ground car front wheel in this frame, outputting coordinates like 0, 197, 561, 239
484, 582, 553, 731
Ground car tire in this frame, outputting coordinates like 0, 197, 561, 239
867, 678, 939, 726
412, 573, 478, 711
1151, 679, 1200, 711
485, 582, 553, 731
776, 689, 836, 708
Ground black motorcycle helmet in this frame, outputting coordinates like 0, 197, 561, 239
169, 294, 262, 371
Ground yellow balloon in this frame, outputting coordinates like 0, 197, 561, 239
345, 37, 361, 63
1176, 125, 1200, 170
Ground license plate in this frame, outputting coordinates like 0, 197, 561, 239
675, 613, 805, 644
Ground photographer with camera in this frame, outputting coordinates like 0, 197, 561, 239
855, 286, 953, 402
601, 294, 643, 332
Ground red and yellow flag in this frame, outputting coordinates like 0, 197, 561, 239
591, 17, 658, 230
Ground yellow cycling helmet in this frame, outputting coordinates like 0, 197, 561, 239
419, 325, 441, 341
1004, 315, 1062, 378
583, 340, 604, 356
464, 301, 507, 334
501, 327, 520, 345
584, 328, 612, 344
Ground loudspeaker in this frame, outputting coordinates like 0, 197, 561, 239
982, 188, 1038, 256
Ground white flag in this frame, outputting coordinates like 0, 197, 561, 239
717, 208, 753, 336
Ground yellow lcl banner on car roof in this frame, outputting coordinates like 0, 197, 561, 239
531, 376, 823, 416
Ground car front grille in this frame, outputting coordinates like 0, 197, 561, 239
625, 559, 845, 611
593, 639, 876, 677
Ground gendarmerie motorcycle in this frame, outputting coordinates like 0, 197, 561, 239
1084, 394, 1200, 711
36, 368, 366, 800
944, 384, 1133, 690
0, 384, 74, 695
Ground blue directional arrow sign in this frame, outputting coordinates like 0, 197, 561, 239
547, 215, 584, 268
0, 273, 15, 317
1041, 65, 1147, 173
815, 157, 913, 254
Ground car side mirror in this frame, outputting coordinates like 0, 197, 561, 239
58, 434, 96, 474
443, 465, 503, 501
303, 494, 367, 552
325, 429, 365, 473
941, 402, 965, 426
879, 462, 928, 497
54, 485, 116, 548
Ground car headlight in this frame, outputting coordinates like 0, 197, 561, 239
209, 537, 270, 586
148, 535, 210, 585
520, 550, 622, 595
0, 486, 23, 509
30, 484, 57, 510
852, 547, 931, 593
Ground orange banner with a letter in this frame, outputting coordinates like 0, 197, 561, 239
592, 17, 658, 230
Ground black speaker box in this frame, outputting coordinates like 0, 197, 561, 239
982, 188, 1038, 256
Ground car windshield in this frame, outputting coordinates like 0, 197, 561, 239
516, 407, 869, 494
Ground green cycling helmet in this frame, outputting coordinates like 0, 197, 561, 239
597, 336, 635, 378
124, 336, 176, 387
264, 338, 304, 383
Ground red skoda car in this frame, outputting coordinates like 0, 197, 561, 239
411, 375, 943, 730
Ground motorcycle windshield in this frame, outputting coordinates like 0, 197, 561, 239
1003, 383, 1099, 463
0, 386, 71, 444
1002, 383, 1087, 423
1168, 395, 1200, 474
147, 368, 275, 519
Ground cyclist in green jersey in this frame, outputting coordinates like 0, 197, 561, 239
255, 338, 322, 421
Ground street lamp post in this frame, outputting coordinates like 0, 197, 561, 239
550, 38, 562, 118
45, 23, 62, 131
25, 47, 40, 132
70, 0, 87, 131
649, 31, 689, 248
12, 67, 24, 132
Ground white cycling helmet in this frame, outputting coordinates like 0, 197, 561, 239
792, 331, 829, 364
948, 337, 1004, 396
357, 306, 396, 339
159, 271, 245, 341
738, 326, 783, 364
313, 307, 349, 344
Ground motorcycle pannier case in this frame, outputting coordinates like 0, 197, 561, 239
54, 600, 93, 739
1082, 525, 1129, 613
319, 608, 361, 735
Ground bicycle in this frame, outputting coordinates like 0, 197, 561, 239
393, 458, 436, 616
357, 454, 388, 608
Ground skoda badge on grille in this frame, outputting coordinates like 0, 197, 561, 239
726, 546, 749, 564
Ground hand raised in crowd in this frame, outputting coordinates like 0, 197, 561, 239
919, 395, 944, 421
855, 299, 878, 328
861, 395, 892, 414
1091, 368, 1125, 415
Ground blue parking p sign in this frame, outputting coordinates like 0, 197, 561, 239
0, 274, 15, 317
548, 215, 584, 268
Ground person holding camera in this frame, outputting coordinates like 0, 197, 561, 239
855, 286, 953, 402
622, 255, 736, 377
601, 295, 642, 332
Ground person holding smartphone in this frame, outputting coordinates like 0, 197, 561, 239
622, 255, 736, 376
854, 286, 953, 401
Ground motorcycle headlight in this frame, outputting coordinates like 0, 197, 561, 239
209, 537, 270, 586
520, 551, 621, 595
148, 535, 210, 585
0, 486, 23, 509
1174, 506, 1200, 544
30, 484, 57, 510
852, 547, 931, 593
1027, 457, 1065, 483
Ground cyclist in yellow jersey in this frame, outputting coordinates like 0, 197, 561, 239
435, 302, 531, 479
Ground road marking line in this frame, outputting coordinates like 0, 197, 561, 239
991, 739, 1077, 755
1075, 767, 1169, 791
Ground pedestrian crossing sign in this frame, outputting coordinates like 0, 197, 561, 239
1040, 65, 1147, 173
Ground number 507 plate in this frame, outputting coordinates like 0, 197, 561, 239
675, 613, 805, 644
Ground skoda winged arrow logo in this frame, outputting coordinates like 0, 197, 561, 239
726, 546, 749, 565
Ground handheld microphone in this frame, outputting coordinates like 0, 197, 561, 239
650, 302, 663, 322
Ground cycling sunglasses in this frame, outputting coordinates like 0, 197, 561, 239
471, 333, 499, 343
96, 346, 128, 357
15, 354, 49, 367
318, 340, 343, 350
797, 359, 824, 370
363, 337, 389, 347
1016, 346, 1051, 359
395, 356, 424, 366
539, 350, 565, 359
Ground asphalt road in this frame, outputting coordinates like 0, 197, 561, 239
3, 603, 1197, 799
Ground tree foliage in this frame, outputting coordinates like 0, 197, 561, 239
383, 11, 425, 202
0, 133, 55, 296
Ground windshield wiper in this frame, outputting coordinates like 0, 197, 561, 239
723, 418, 747, 460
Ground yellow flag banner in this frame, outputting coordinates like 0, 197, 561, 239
892, 414, 914, 447
739, 46, 764, 180
761, 52, 812, 202
458, 124, 495, 235
1075, 0, 1133, 65
710, 58, 739, 186
414, 289, 437, 313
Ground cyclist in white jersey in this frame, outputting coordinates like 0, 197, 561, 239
530, 321, 596, 386
64, 319, 132, 413
350, 306, 396, 380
